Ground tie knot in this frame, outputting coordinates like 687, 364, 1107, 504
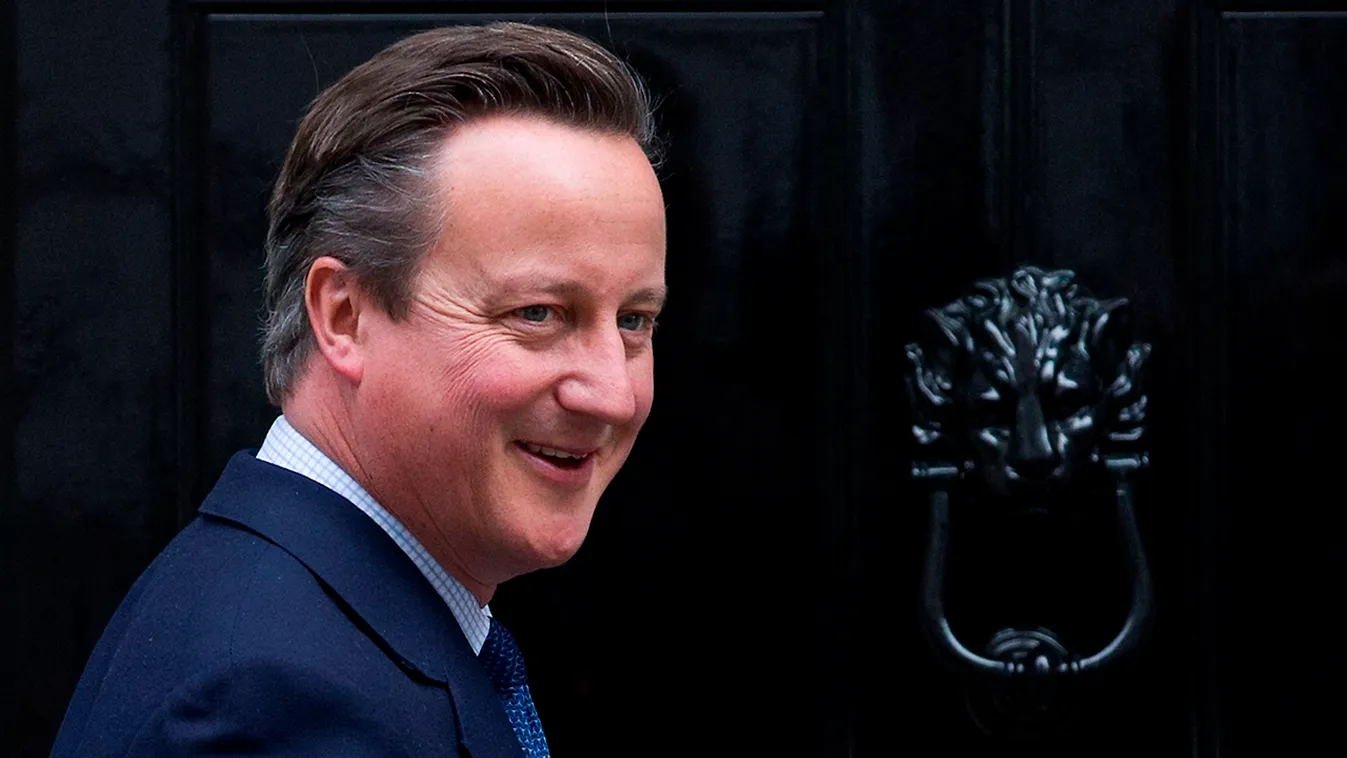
479, 618, 529, 694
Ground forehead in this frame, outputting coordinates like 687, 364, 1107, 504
970, 316, 1090, 386
421, 114, 666, 298
432, 114, 660, 210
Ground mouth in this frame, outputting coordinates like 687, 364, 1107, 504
516, 441, 593, 471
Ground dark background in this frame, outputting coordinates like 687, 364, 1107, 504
5, 1, 1345, 756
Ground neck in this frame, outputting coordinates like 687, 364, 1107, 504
281, 369, 499, 608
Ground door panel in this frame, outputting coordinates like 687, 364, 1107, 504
1029, 0, 1192, 752
854, 1, 1193, 754
850, 0, 1009, 753
1220, 12, 1347, 753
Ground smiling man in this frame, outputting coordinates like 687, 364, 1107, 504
51, 23, 665, 758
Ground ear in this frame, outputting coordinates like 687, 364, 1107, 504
1087, 297, 1150, 408
1088, 297, 1130, 345
305, 256, 366, 385
905, 308, 962, 448
1087, 297, 1132, 368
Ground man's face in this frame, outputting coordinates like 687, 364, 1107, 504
353, 115, 666, 590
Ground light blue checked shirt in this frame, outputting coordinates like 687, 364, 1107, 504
256, 414, 493, 655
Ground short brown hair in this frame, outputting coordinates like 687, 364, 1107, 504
260, 22, 659, 404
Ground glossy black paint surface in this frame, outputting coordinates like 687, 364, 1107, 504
1218, 12, 1347, 754
6, 0, 1347, 756
9, 2, 178, 752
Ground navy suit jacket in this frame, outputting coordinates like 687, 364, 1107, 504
50, 451, 525, 757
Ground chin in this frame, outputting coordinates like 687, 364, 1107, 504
523, 523, 592, 570
511, 543, 581, 575
499, 491, 602, 573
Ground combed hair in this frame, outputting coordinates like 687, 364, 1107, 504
261, 22, 660, 404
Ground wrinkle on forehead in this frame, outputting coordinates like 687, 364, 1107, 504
410, 114, 665, 315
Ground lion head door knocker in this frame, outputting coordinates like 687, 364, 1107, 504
905, 266, 1152, 738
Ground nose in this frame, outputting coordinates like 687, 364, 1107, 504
555, 327, 640, 426
1009, 393, 1056, 477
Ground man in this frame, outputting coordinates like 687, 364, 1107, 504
50, 22, 666, 757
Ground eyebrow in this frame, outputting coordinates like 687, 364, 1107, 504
627, 286, 669, 309
497, 277, 668, 309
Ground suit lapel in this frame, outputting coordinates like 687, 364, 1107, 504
199, 451, 524, 758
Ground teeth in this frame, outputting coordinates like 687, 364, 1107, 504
524, 443, 585, 460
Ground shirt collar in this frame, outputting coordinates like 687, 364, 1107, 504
256, 414, 493, 654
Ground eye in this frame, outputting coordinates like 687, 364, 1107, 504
1053, 383, 1091, 409
618, 312, 657, 332
516, 305, 553, 323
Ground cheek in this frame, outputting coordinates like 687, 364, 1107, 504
630, 357, 656, 424
435, 341, 558, 430
362, 336, 436, 420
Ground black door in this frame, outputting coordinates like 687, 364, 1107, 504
6, 1, 1345, 756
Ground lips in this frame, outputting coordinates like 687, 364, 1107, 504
514, 439, 598, 488
518, 441, 590, 469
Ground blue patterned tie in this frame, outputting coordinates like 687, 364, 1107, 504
479, 618, 550, 757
